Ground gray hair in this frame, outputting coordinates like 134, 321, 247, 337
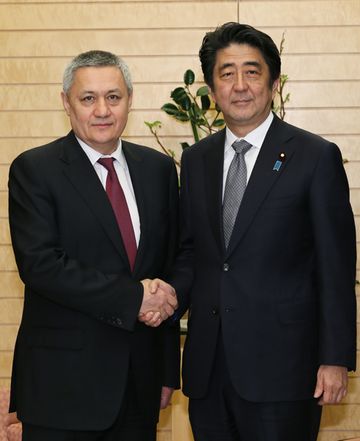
62, 50, 133, 95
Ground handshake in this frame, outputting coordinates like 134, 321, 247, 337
138, 278, 178, 327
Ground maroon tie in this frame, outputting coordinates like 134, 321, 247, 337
98, 157, 137, 271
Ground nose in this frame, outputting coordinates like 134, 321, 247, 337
94, 98, 110, 117
233, 73, 248, 91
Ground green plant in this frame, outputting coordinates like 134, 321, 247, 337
145, 69, 225, 166
273, 32, 290, 120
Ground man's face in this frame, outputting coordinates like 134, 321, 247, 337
210, 43, 278, 137
62, 66, 132, 154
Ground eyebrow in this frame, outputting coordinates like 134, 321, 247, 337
219, 61, 262, 71
81, 88, 121, 95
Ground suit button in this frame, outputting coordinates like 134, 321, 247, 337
212, 308, 219, 315
223, 263, 229, 271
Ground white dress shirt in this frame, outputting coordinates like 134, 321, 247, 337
222, 112, 274, 199
76, 137, 141, 246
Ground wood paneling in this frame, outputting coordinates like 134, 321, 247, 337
0, 3, 237, 29
0, 1, 359, 439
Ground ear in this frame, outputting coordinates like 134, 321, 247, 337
61, 91, 71, 116
127, 92, 133, 113
271, 78, 279, 98
209, 86, 217, 105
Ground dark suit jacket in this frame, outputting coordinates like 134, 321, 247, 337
173, 114, 356, 402
8, 131, 180, 430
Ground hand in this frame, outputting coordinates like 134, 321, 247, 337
160, 386, 174, 409
139, 279, 177, 327
314, 365, 348, 405
4, 411, 20, 426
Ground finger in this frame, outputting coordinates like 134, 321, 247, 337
155, 279, 176, 297
335, 386, 347, 404
145, 311, 163, 327
138, 311, 154, 322
151, 315, 163, 327
166, 294, 178, 309
149, 278, 162, 294
313, 377, 324, 399
160, 387, 174, 409
163, 304, 175, 318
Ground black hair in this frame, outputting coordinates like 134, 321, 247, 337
199, 22, 281, 90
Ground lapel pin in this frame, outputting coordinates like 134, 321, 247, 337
273, 152, 286, 172
273, 160, 282, 171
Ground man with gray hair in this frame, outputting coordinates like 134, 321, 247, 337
8, 50, 180, 441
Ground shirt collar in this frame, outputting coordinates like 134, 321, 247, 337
76, 136, 126, 168
225, 112, 274, 153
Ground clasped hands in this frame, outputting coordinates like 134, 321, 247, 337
138, 278, 178, 327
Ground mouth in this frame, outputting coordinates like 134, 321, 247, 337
232, 98, 252, 105
92, 122, 113, 129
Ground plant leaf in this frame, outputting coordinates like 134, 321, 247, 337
174, 111, 190, 122
144, 120, 162, 129
184, 69, 195, 86
201, 95, 211, 111
171, 87, 191, 110
179, 95, 191, 111
212, 118, 225, 127
171, 87, 187, 102
196, 85, 209, 96
180, 142, 190, 150
161, 103, 180, 116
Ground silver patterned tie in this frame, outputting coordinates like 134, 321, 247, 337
223, 139, 252, 248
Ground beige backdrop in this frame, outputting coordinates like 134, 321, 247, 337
0, 1, 359, 440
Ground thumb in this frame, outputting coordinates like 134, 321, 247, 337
313, 377, 324, 399
149, 278, 161, 294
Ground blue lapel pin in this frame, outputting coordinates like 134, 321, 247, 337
273, 160, 282, 171
273, 152, 286, 171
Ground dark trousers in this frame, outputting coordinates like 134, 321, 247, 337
22, 370, 157, 441
189, 338, 322, 441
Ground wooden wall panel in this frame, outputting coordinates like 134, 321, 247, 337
0, 3, 236, 29
0, 0, 359, 439
1, 27, 359, 57
240, 0, 360, 26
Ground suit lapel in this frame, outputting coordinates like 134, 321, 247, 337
59, 132, 129, 265
226, 116, 295, 257
203, 129, 226, 254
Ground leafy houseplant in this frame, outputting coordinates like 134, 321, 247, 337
145, 69, 224, 166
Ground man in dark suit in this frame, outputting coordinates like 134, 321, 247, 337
170, 23, 357, 441
8, 50, 179, 441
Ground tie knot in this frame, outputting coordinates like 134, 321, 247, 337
232, 139, 252, 155
98, 157, 115, 172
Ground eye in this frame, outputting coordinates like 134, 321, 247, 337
81, 95, 95, 104
245, 69, 259, 77
107, 94, 121, 103
220, 71, 234, 79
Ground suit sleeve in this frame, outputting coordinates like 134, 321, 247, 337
309, 142, 357, 370
8, 152, 143, 332
169, 148, 195, 319
162, 161, 181, 389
